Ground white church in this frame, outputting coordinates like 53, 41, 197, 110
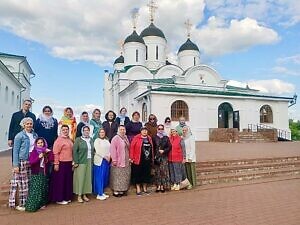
103, 1, 295, 141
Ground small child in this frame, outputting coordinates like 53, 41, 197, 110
25, 137, 53, 212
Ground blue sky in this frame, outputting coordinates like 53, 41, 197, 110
0, 0, 299, 120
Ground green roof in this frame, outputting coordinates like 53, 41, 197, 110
124, 30, 145, 44
178, 38, 199, 53
137, 78, 175, 84
226, 85, 258, 92
151, 86, 293, 100
140, 23, 166, 39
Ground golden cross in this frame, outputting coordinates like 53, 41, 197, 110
131, 8, 139, 30
185, 19, 192, 38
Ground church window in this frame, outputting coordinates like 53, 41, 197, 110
146, 46, 148, 60
194, 57, 196, 66
5, 86, 8, 103
156, 45, 158, 60
171, 100, 189, 121
142, 103, 148, 122
260, 105, 273, 123
136, 49, 138, 62
11, 91, 14, 105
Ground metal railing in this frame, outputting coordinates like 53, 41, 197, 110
247, 124, 291, 141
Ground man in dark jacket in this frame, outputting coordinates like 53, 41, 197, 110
8, 99, 36, 148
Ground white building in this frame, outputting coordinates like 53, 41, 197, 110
0, 52, 35, 151
103, 4, 296, 141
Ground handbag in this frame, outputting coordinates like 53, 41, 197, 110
180, 178, 191, 189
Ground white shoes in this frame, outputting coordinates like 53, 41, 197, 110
56, 201, 68, 205
96, 194, 110, 201
15, 206, 25, 211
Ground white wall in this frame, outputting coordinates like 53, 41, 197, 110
124, 42, 146, 67
178, 50, 200, 71
143, 36, 167, 70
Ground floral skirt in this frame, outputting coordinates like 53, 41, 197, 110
154, 156, 170, 189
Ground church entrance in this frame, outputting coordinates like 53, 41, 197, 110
218, 102, 234, 128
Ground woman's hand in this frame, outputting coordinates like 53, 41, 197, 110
112, 161, 117, 167
158, 150, 164, 154
182, 159, 186, 164
13, 167, 19, 173
54, 164, 59, 171
39, 153, 44, 158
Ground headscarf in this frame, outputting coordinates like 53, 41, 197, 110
117, 107, 127, 122
38, 112, 55, 129
157, 124, 165, 138
20, 117, 33, 129
34, 137, 48, 154
182, 125, 192, 139
80, 113, 90, 126
59, 107, 77, 141
105, 110, 117, 122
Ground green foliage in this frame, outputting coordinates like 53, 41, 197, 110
289, 119, 300, 141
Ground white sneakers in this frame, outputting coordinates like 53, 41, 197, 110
171, 184, 180, 191
96, 194, 110, 201
15, 206, 25, 211
56, 201, 69, 205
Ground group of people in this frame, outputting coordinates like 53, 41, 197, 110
7, 99, 196, 212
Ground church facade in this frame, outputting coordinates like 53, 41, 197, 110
103, 5, 294, 141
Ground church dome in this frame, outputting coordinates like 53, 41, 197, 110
124, 30, 145, 44
114, 55, 124, 64
178, 38, 199, 53
140, 23, 166, 39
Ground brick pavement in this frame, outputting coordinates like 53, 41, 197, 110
1, 178, 299, 225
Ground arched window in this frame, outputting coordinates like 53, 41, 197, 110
156, 45, 158, 60
11, 91, 14, 105
142, 103, 147, 122
5, 86, 8, 103
171, 100, 189, 121
260, 105, 273, 123
146, 46, 148, 60
136, 49, 138, 62
17, 95, 19, 108
194, 57, 196, 66
218, 102, 233, 128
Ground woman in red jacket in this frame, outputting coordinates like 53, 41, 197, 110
169, 128, 186, 191
130, 127, 154, 196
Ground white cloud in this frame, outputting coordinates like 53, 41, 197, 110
276, 54, 300, 65
194, 17, 279, 56
272, 66, 300, 76
0, 0, 281, 65
228, 79, 295, 95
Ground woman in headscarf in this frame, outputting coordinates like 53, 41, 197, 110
58, 107, 77, 142
130, 126, 154, 195
25, 138, 53, 212
125, 111, 143, 143
153, 124, 171, 192
116, 107, 130, 126
73, 125, 94, 203
76, 111, 93, 138
109, 125, 131, 197
144, 114, 158, 139
34, 106, 58, 149
164, 117, 172, 137
182, 126, 196, 189
9, 117, 38, 211
93, 129, 111, 200
175, 116, 186, 137
48, 125, 73, 205
168, 128, 186, 191
90, 108, 102, 140
102, 110, 118, 142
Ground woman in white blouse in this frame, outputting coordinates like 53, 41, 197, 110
93, 128, 111, 200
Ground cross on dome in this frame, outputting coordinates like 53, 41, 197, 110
131, 8, 139, 30
185, 19, 192, 38
147, 0, 158, 23
118, 40, 124, 55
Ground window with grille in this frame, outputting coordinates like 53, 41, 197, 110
171, 100, 189, 121
260, 105, 273, 123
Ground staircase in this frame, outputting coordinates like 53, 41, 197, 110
196, 156, 300, 186
238, 131, 267, 143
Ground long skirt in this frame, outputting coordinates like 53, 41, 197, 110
93, 160, 110, 196
185, 162, 197, 187
154, 156, 170, 189
9, 160, 30, 208
49, 161, 73, 202
73, 160, 92, 195
25, 173, 48, 212
169, 162, 186, 184
131, 161, 152, 185
110, 166, 131, 192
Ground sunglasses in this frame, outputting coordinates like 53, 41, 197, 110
158, 128, 164, 130
149, 118, 155, 120
165, 121, 171, 123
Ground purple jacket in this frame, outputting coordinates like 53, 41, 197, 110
29, 149, 54, 175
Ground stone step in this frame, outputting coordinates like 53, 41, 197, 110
197, 161, 300, 176
196, 156, 300, 168
197, 167, 300, 185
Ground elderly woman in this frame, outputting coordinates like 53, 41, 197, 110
58, 107, 77, 142
168, 128, 186, 191
116, 107, 130, 126
125, 111, 143, 143
9, 117, 38, 211
130, 127, 154, 195
34, 105, 58, 149
182, 126, 196, 188
109, 125, 131, 197
153, 124, 171, 192
102, 110, 118, 142
90, 108, 102, 140
175, 116, 187, 137
93, 129, 111, 200
49, 125, 73, 205
144, 114, 158, 139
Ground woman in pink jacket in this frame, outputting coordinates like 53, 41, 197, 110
109, 125, 131, 197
